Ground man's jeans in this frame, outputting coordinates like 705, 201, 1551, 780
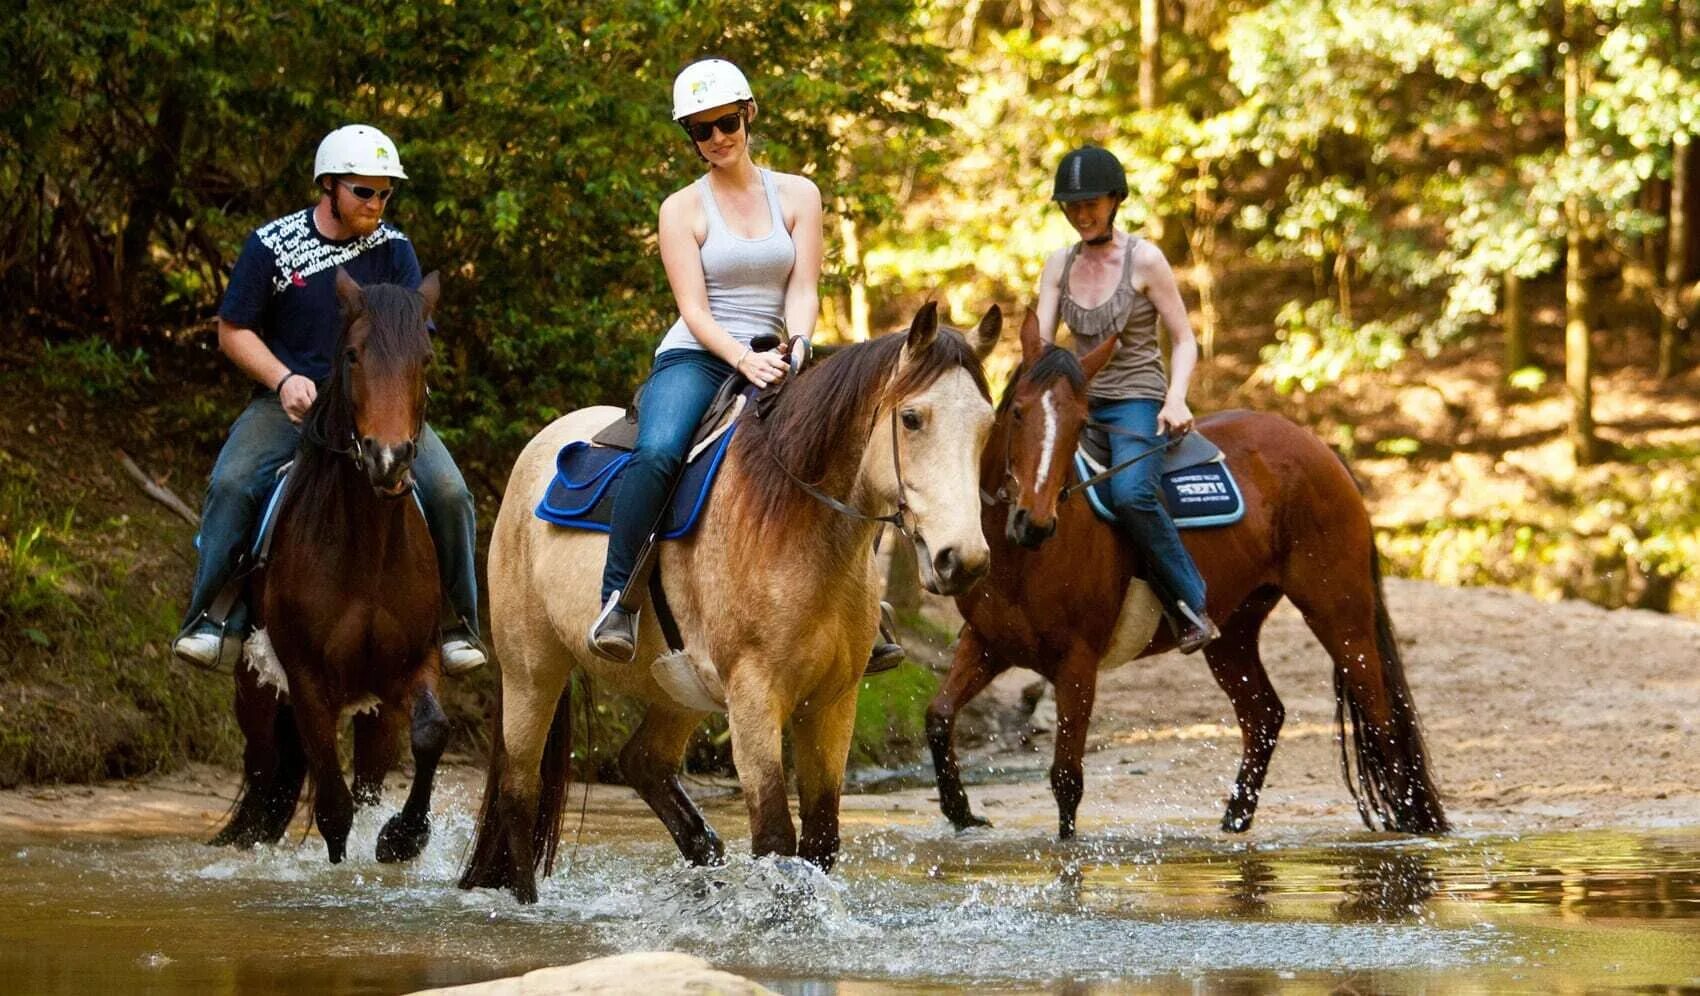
179, 394, 479, 638
1090, 396, 1208, 616
600, 348, 735, 602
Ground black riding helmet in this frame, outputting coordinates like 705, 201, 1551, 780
1053, 146, 1128, 203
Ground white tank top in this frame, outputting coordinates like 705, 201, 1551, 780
656, 169, 796, 355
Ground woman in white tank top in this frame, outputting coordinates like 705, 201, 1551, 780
588, 58, 824, 661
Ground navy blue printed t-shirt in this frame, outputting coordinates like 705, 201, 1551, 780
218, 208, 422, 383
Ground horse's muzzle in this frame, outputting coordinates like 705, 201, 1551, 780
1007, 506, 1056, 549
363, 438, 417, 495
924, 543, 988, 596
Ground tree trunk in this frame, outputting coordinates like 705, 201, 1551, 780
1660, 1, 1692, 377
1503, 270, 1528, 372
115, 86, 188, 342
1189, 163, 1220, 362
838, 209, 871, 342
1139, 0, 1163, 112
1140, 0, 1170, 249
1564, 1, 1598, 465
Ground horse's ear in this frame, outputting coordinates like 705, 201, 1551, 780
906, 300, 940, 356
334, 267, 364, 321
1019, 307, 1042, 369
1080, 331, 1119, 382
417, 271, 442, 320
967, 304, 1001, 361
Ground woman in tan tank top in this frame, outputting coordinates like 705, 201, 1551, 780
1033, 146, 1219, 654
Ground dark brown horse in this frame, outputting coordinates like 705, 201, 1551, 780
928, 311, 1448, 838
210, 269, 449, 864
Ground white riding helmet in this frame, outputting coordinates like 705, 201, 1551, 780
672, 59, 754, 121
313, 125, 408, 183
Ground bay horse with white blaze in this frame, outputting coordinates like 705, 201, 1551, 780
928, 311, 1448, 838
210, 269, 450, 864
459, 303, 1000, 904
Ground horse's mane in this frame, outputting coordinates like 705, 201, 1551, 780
733, 327, 991, 524
997, 344, 1085, 415
289, 283, 433, 537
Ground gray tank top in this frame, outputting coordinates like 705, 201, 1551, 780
1060, 236, 1167, 402
656, 168, 796, 355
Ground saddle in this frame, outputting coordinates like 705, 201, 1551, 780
1073, 425, 1245, 528
534, 369, 751, 538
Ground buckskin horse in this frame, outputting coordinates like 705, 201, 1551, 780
459, 303, 999, 903
927, 311, 1448, 838
210, 269, 450, 864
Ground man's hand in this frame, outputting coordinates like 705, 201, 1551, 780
279, 375, 318, 424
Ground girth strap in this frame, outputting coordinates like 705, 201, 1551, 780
648, 565, 686, 654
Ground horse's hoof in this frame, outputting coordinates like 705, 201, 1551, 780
376, 814, 430, 863
1221, 808, 1255, 834
686, 829, 725, 867
1057, 823, 1076, 841
950, 813, 992, 832
512, 879, 539, 905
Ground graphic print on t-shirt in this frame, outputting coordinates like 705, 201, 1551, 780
257, 210, 409, 294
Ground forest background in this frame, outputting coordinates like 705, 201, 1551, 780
2, 0, 1697, 786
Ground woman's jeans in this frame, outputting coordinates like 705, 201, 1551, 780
1090, 396, 1208, 617
600, 348, 736, 602
180, 393, 480, 638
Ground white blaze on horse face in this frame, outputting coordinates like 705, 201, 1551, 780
1036, 391, 1060, 490
864, 366, 993, 594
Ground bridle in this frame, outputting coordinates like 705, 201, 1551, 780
303, 343, 427, 497
767, 400, 915, 544
981, 375, 1173, 508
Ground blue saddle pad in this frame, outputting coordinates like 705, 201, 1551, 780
1074, 449, 1245, 529
535, 425, 739, 538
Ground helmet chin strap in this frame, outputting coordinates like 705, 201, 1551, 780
1084, 204, 1120, 246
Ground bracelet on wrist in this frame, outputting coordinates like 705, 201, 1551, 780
275, 371, 298, 395
735, 346, 751, 371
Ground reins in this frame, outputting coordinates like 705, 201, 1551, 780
980, 375, 1176, 507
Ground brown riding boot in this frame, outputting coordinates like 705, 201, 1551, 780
1173, 601, 1220, 655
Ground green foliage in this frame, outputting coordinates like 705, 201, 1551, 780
849, 662, 939, 768
36, 338, 152, 398
1258, 299, 1412, 393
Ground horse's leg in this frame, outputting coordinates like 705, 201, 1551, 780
619, 704, 722, 866
726, 668, 795, 858
492, 663, 572, 902
926, 625, 1003, 830
351, 706, 407, 807
1050, 645, 1099, 840
378, 669, 449, 863
1202, 589, 1286, 833
210, 671, 283, 848
288, 679, 356, 864
793, 685, 859, 870
259, 703, 308, 842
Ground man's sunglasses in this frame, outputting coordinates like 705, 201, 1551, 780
685, 111, 744, 143
338, 180, 394, 203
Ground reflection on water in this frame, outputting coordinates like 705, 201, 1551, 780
1, 796, 1697, 994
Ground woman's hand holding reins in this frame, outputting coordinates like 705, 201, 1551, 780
738, 347, 789, 389
1157, 397, 1194, 437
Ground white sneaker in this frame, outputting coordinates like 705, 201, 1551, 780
441, 634, 487, 676
172, 627, 241, 669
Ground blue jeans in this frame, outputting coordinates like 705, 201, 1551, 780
180, 393, 480, 638
601, 348, 736, 601
1091, 396, 1208, 616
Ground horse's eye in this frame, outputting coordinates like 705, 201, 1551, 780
901, 409, 923, 431
345, 348, 359, 365
1012, 405, 1025, 425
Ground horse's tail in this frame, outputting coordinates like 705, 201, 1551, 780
458, 678, 575, 890
1317, 445, 1449, 835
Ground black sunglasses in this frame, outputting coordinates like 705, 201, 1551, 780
338, 179, 394, 203
685, 111, 744, 143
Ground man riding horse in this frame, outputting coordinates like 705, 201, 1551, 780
173, 125, 487, 676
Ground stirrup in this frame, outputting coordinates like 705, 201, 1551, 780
1173, 600, 1220, 655
587, 592, 638, 663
